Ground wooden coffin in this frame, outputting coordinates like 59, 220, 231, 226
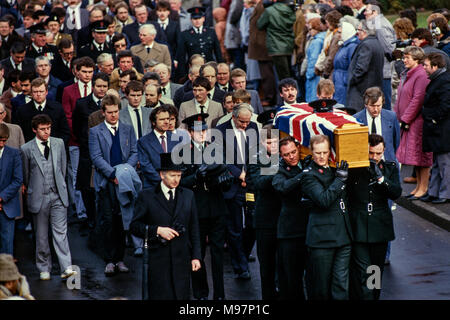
279, 123, 369, 168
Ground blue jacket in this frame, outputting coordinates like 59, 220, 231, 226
353, 108, 400, 162
47, 75, 63, 101
333, 36, 359, 105
305, 32, 326, 102
137, 130, 179, 190
114, 163, 142, 230
89, 121, 138, 191
0, 146, 23, 218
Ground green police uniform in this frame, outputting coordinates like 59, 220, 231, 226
347, 160, 402, 300
247, 151, 281, 300
301, 161, 353, 300
271, 158, 310, 300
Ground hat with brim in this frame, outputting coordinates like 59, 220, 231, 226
0, 254, 21, 282
91, 19, 109, 33
29, 22, 47, 35
182, 113, 209, 130
44, 14, 60, 26
188, 6, 206, 19
256, 109, 276, 126
309, 99, 337, 113
158, 152, 185, 171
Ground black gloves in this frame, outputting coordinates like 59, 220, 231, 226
217, 172, 234, 191
195, 164, 208, 182
369, 159, 383, 181
335, 160, 349, 182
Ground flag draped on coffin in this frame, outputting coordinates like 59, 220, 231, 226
274, 103, 361, 162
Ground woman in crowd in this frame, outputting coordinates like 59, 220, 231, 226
305, 17, 326, 102
395, 46, 432, 199
332, 21, 359, 105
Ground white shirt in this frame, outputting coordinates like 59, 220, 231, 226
231, 118, 246, 163
11, 89, 19, 98
161, 83, 171, 99
68, 3, 82, 30
34, 100, 46, 111
78, 81, 92, 98
365, 109, 382, 136
0, 147, 4, 159
10, 57, 21, 70
105, 120, 119, 136
93, 94, 101, 107
32, 43, 44, 53
25, 96, 32, 104
154, 129, 167, 150
194, 99, 209, 114
93, 40, 105, 51
194, 26, 203, 34
158, 18, 168, 30
218, 84, 229, 91
35, 136, 50, 157
192, 140, 204, 151
144, 42, 154, 51
127, 105, 143, 140
0, 78, 5, 94
160, 181, 175, 201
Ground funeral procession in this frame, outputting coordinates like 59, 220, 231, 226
0, 0, 449, 310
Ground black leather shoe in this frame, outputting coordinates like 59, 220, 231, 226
419, 194, 436, 202
405, 194, 416, 199
409, 195, 421, 200
432, 198, 448, 204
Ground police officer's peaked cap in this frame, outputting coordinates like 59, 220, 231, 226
44, 14, 60, 26
257, 109, 277, 126
188, 6, 206, 19
90, 19, 110, 32
29, 22, 47, 34
182, 113, 209, 130
309, 99, 337, 113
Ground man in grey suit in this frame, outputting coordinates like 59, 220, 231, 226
89, 94, 138, 275
154, 63, 182, 100
63, 0, 90, 34
179, 77, 224, 130
20, 114, 75, 281
119, 81, 152, 141
130, 24, 172, 70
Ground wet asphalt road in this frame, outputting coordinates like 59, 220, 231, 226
13, 204, 450, 300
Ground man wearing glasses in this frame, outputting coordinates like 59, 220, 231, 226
51, 39, 75, 83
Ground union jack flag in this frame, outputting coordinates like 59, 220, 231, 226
274, 103, 361, 162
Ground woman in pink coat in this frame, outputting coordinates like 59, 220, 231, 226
395, 46, 432, 199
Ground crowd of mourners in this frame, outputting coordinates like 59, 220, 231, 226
0, 0, 449, 301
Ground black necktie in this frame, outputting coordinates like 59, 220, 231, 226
207, 93, 211, 99
134, 108, 142, 138
223, 86, 227, 91
42, 141, 49, 160
14, 63, 19, 70
38, 47, 43, 54
97, 99, 101, 108
111, 126, 117, 136
162, 87, 166, 95
38, 105, 43, 112
168, 189, 174, 202
160, 135, 166, 152
371, 117, 377, 134
200, 105, 205, 114
146, 47, 150, 54
99, 44, 102, 51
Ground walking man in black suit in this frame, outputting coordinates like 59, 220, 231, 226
130, 152, 201, 300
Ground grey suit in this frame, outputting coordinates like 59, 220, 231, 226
119, 106, 152, 140
21, 137, 72, 273
179, 99, 224, 130
163, 82, 183, 100
130, 42, 172, 70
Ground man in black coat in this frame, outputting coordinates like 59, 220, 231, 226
179, 113, 231, 300
301, 135, 353, 300
72, 72, 109, 228
215, 103, 259, 280
0, 41, 35, 78
421, 53, 450, 204
272, 136, 309, 301
347, 134, 402, 300
0, 16, 24, 61
130, 153, 201, 300
78, 20, 114, 64
247, 111, 281, 300
51, 39, 75, 83
152, 0, 180, 63
25, 23, 58, 62
13, 77, 70, 145
346, 20, 384, 114
122, 4, 168, 47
